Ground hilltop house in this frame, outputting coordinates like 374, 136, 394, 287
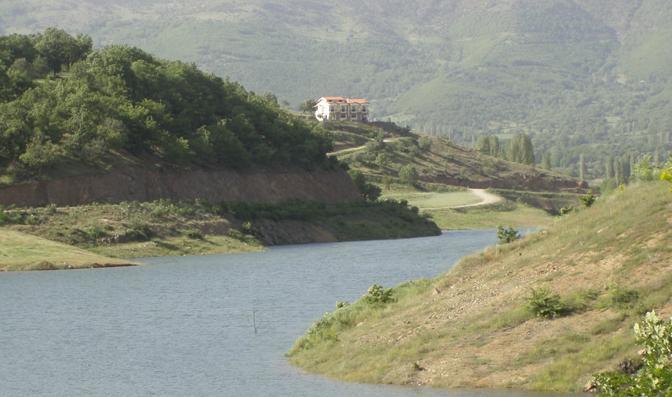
314, 97, 369, 122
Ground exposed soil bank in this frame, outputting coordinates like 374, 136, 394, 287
0, 167, 361, 208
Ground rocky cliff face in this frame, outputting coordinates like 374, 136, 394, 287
0, 167, 361, 207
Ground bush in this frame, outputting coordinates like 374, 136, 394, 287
124, 222, 154, 242
526, 288, 570, 319
497, 226, 520, 244
609, 287, 640, 310
581, 192, 597, 207
364, 284, 395, 305
662, 158, 672, 188
418, 136, 432, 151
84, 226, 108, 242
592, 311, 672, 396
559, 206, 574, 216
185, 230, 205, 240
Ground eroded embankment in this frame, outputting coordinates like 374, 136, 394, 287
0, 167, 361, 208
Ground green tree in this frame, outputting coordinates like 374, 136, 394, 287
349, 170, 381, 201
399, 165, 418, 185
593, 312, 672, 396
542, 153, 552, 170
299, 98, 317, 113
33, 28, 92, 73
605, 156, 614, 179
633, 155, 656, 182
507, 133, 534, 165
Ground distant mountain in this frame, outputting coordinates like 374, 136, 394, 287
2, 0, 672, 177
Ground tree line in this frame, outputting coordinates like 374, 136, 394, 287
0, 29, 333, 180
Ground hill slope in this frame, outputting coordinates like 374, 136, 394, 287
3, 1, 672, 176
288, 182, 672, 392
326, 121, 586, 194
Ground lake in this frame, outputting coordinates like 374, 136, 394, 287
0, 231, 577, 396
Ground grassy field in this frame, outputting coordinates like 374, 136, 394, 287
288, 182, 672, 392
379, 184, 553, 229
427, 201, 553, 230
0, 229, 134, 271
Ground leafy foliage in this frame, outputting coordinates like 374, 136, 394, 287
398, 165, 418, 185
349, 170, 382, 201
497, 226, 520, 244
593, 312, 672, 396
0, 29, 332, 178
581, 193, 597, 208
364, 284, 395, 305
526, 288, 571, 319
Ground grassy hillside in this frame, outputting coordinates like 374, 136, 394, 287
3, 1, 672, 176
327, 121, 586, 194
0, 229, 134, 271
1, 199, 439, 263
288, 182, 672, 392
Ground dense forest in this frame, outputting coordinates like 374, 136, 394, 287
0, 29, 332, 181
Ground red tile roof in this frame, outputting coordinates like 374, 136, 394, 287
320, 96, 368, 104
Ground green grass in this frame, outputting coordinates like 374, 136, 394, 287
0, 229, 135, 271
426, 201, 552, 229
288, 182, 672, 392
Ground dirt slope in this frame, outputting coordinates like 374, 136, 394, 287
0, 166, 360, 208
288, 182, 672, 392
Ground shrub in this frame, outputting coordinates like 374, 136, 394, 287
609, 287, 640, 310
497, 226, 520, 244
592, 311, 672, 396
84, 226, 108, 242
364, 284, 395, 305
581, 192, 597, 207
662, 158, 672, 189
526, 288, 570, 319
559, 206, 574, 216
418, 136, 432, 151
336, 301, 350, 309
124, 222, 154, 242
185, 230, 204, 240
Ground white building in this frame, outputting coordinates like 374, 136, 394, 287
314, 96, 369, 122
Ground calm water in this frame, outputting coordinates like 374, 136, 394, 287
0, 231, 576, 396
